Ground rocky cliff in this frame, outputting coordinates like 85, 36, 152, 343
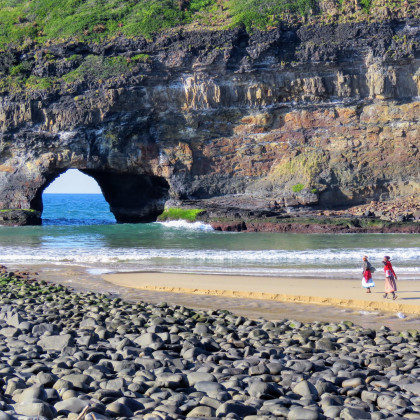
0, 19, 419, 224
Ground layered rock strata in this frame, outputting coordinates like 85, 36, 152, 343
0, 20, 419, 223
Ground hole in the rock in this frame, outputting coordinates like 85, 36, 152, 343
42, 169, 116, 225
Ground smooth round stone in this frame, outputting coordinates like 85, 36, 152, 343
106, 401, 133, 417
194, 381, 226, 395
44, 388, 59, 401
193, 323, 209, 335
60, 374, 92, 390
36, 372, 57, 387
215, 402, 257, 417
53, 379, 74, 391
342, 377, 363, 388
287, 407, 319, 420
340, 407, 371, 419
55, 397, 90, 415
14, 401, 54, 419
248, 329, 269, 340
323, 406, 342, 418
155, 373, 186, 389
114, 397, 144, 413
187, 372, 216, 386
85, 413, 111, 420
293, 381, 319, 400
316, 338, 336, 351
248, 381, 280, 399
61, 389, 79, 400
14, 385, 48, 403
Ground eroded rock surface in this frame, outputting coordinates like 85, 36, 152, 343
0, 20, 419, 223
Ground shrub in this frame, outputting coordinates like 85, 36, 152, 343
292, 183, 305, 193
0, 50, 17, 73
9, 60, 32, 76
62, 55, 133, 83
359, 0, 371, 13
131, 53, 150, 63
311, 188, 318, 194
65, 54, 81, 62
25, 75, 53, 90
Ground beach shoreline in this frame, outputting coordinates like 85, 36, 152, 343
5, 262, 420, 330
103, 271, 420, 316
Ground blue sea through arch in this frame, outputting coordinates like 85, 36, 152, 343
42, 193, 116, 226
42, 168, 116, 225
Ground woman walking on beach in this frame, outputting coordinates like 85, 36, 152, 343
361, 256, 375, 293
383, 256, 397, 300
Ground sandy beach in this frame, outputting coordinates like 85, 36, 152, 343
104, 272, 420, 315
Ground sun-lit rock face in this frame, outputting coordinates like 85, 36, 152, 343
0, 20, 419, 224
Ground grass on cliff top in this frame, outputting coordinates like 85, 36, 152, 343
157, 208, 204, 222
0, 0, 390, 49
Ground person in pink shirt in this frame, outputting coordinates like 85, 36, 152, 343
382, 256, 397, 300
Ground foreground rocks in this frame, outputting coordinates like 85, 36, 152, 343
0, 266, 419, 419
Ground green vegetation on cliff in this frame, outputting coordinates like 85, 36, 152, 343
0, 0, 416, 49
229, 0, 317, 32
158, 208, 204, 222
0, 0, 218, 47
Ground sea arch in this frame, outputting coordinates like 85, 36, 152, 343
0, 162, 170, 225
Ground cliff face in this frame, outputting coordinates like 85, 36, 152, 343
0, 20, 419, 223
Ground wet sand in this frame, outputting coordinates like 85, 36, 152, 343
104, 271, 420, 315
8, 263, 420, 330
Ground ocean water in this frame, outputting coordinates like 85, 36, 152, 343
0, 193, 419, 279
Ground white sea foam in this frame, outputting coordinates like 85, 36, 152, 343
1, 246, 419, 278
1, 246, 419, 263
157, 220, 214, 231
87, 268, 114, 275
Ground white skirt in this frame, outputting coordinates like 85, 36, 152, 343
362, 278, 375, 288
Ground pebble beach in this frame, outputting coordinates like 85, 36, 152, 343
1, 265, 420, 420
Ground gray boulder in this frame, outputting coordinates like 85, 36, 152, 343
216, 402, 257, 417
106, 401, 133, 417
14, 401, 54, 419
248, 381, 281, 399
341, 407, 371, 419
14, 385, 48, 403
187, 372, 216, 387
293, 380, 319, 400
187, 405, 216, 417
288, 407, 319, 420
32, 323, 57, 335
61, 374, 93, 390
55, 397, 90, 414
39, 334, 73, 351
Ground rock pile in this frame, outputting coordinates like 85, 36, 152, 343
0, 267, 419, 419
